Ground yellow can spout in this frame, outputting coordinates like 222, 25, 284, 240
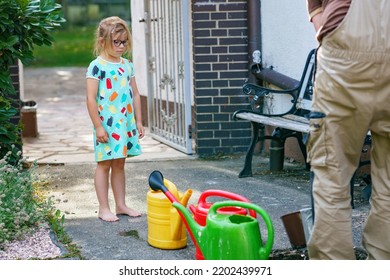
171, 189, 193, 240
180, 189, 193, 207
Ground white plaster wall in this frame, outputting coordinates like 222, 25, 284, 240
261, 0, 318, 80
130, 0, 148, 97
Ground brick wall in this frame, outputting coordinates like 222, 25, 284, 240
192, 0, 252, 156
9, 63, 21, 125
9, 62, 23, 153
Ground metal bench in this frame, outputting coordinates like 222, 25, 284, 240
233, 49, 371, 207
233, 49, 316, 177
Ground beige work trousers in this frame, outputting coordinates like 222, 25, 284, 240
307, 0, 390, 260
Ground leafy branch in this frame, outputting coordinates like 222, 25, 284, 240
0, 0, 65, 164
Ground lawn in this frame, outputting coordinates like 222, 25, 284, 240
29, 26, 96, 68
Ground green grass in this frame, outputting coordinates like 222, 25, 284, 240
29, 26, 96, 68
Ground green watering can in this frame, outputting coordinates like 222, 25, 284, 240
173, 200, 274, 260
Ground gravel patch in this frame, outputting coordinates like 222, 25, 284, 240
0, 225, 62, 260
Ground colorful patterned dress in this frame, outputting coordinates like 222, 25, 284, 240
86, 57, 142, 162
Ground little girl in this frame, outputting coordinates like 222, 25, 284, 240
86, 16, 145, 222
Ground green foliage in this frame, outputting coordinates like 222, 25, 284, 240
0, 149, 82, 259
0, 0, 65, 70
30, 25, 135, 68
30, 26, 96, 67
0, 0, 65, 164
46, 209, 64, 237
0, 96, 23, 165
0, 147, 56, 244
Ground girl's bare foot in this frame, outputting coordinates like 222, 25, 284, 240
116, 205, 141, 217
98, 209, 119, 222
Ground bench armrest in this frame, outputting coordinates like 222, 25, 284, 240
243, 82, 300, 96
242, 82, 298, 116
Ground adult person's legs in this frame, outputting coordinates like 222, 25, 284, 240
307, 0, 390, 259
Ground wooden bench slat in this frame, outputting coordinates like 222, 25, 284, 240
235, 112, 310, 133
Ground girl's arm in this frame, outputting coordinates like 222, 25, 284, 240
130, 76, 145, 139
86, 78, 109, 143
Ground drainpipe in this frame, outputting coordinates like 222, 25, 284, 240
246, 0, 299, 163
247, 0, 298, 89
253, 67, 300, 89
247, 0, 262, 84
246, 0, 265, 155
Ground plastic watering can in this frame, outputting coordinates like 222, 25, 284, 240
148, 170, 197, 248
189, 189, 257, 260
147, 171, 193, 249
173, 200, 274, 260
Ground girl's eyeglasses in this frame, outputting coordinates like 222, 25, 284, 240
113, 39, 128, 47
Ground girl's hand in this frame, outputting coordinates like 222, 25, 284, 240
137, 122, 145, 139
96, 126, 109, 143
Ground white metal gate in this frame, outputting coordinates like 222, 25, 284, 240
143, 0, 192, 154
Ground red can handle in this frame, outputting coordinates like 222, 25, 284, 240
197, 189, 256, 218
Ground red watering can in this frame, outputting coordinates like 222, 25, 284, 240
189, 189, 257, 260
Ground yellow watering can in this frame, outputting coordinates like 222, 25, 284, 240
147, 170, 193, 249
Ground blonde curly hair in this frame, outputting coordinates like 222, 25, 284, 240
93, 16, 132, 57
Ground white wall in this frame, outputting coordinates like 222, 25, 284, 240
131, 0, 148, 97
261, 0, 318, 80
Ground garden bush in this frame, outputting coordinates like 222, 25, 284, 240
0, 0, 65, 164
0, 146, 55, 245
0, 1, 69, 251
